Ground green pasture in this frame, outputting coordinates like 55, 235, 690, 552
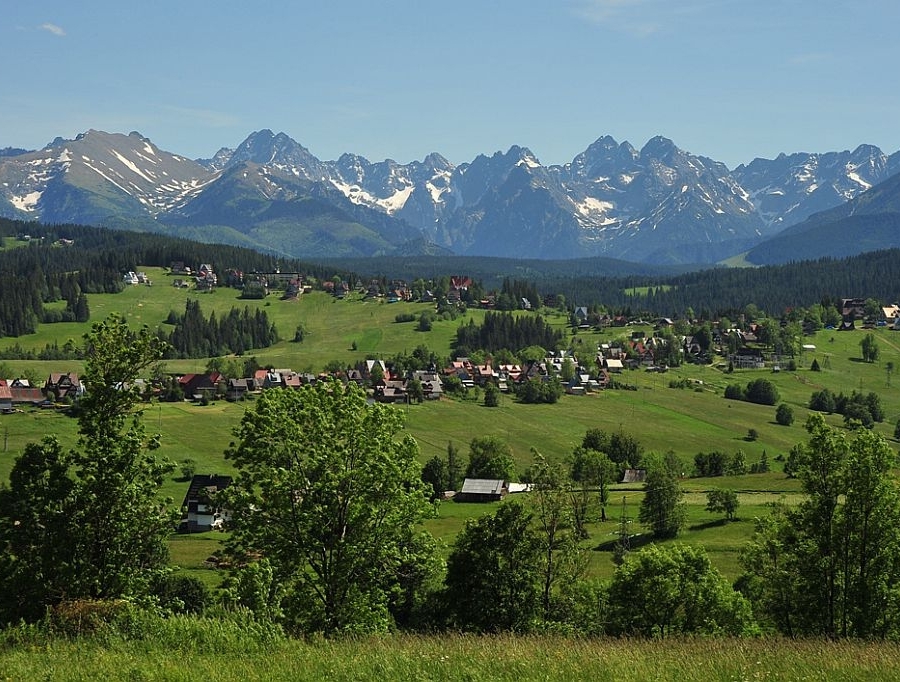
3, 271, 900, 589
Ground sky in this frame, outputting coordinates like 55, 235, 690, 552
3, 1, 900, 170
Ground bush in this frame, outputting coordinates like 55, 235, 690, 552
152, 574, 211, 614
724, 384, 744, 400
775, 403, 794, 426
46, 599, 136, 638
178, 458, 197, 481
745, 378, 779, 405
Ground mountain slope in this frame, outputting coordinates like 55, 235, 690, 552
1, 128, 898, 264
745, 170, 900, 264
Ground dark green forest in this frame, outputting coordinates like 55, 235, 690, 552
4, 217, 900, 342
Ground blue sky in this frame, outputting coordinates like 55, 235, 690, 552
4, 1, 899, 169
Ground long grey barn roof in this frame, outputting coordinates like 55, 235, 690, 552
460, 478, 505, 494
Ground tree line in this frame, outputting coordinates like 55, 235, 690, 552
162, 299, 278, 358
454, 311, 563, 357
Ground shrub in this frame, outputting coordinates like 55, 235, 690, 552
745, 378, 779, 405
178, 458, 197, 481
724, 384, 744, 400
152, 574, 211, 614
775, 403, 794, 426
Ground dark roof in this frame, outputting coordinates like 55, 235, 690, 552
181, 474, 233, 509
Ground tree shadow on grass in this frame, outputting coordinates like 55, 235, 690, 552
689, 518, 730, 531
593, 532, 653, 553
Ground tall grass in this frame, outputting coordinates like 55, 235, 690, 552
3, 625, 900, 681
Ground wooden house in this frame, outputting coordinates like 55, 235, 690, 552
179, 474, 233, 533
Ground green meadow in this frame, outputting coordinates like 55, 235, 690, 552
1, 269, 899, 585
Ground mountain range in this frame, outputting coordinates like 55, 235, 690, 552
1, 129, 898, 265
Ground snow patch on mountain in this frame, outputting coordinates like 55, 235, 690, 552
10, 190, 41, 212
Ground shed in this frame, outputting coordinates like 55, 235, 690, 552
621, 468, 647, 484
454, 478, 507, 503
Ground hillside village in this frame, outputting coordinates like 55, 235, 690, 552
4, 259, 899, 413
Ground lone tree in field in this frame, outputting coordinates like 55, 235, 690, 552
222, 380, 437, 635
638, 454, 686, 539
775, 403, 794, 426
706, 488, 740, 521
860, 333, 880, 363
0, 315, 175, 624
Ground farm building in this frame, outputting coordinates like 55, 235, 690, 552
455, 478, 508, 503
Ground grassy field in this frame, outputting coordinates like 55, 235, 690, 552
2, 271, 900, 586
3, 630, 900, 681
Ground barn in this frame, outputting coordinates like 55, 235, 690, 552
454, 478, 508, 503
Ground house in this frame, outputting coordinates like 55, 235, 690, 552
455, 478, 507, 503
882, 305, 900, 322
841, 298, 866, 321
123, 271, 139, 285
450, 276, 471, 291
170, 261, 192, 275
45, 372, 82, 401
473, 363, 496, 386
362, 359, 388, 380
226, 378, 250, 401
374, 379, 408, 403
179, 474, 233, 533
172, 278, 190, 289
281, 371, 303, 390
178, 373, 219, 400
9, 385, 44, 406
0, 380, 12, 412
412, 371, 443, 400
729, 347, 766, 369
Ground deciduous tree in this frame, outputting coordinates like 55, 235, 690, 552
222, 381, 436, 635
638, 455, 686, 539
443, 500, 541, 632
0, 315, 175, 623
607, 545, 755, 636
740, 414, 900, 637
465, 436, 515, 481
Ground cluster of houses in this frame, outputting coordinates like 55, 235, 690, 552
123, 271, 152, 286
0, 373, 83, 413
163, 262, 229, 291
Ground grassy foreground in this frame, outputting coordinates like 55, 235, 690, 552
2, 630, 900, 681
